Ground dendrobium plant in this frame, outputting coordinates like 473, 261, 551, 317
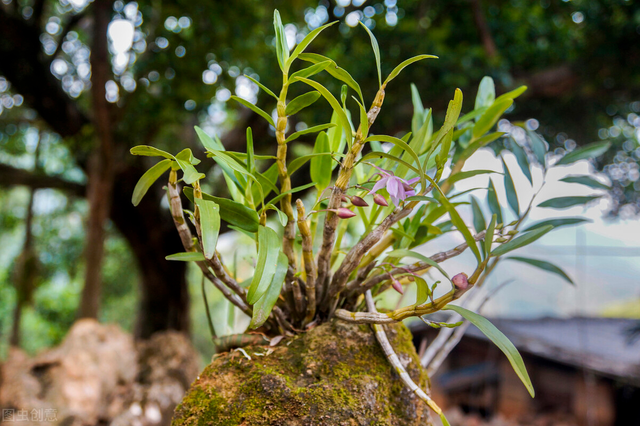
130, 11, 608, 423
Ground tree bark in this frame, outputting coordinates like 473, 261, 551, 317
78, 0, 116, 319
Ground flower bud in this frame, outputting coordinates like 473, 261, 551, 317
336, 208, 357, 219
373, 194, 388, 207
341, 195, 350, 203
390, 275, 404, 294
452, 273, 469, 290
402, 182, 414, 191
507, 230, 519, 235
350, 196, 369, 207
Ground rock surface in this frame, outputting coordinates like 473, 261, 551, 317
172, 320, 432, 426
0, 319, 200, 426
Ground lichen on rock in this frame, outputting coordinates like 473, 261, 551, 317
172, 320, 432, 426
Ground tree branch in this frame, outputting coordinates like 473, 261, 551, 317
0, 163, 85, 195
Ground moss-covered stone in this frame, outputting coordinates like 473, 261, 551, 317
172, 320, 432, 425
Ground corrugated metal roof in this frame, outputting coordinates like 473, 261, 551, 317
414, 317, 640, 382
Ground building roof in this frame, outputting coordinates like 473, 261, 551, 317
413, 317, 640, 383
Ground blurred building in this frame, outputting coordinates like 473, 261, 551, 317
412, 317, 640, 426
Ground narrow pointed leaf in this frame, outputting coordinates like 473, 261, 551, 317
443, 305, 535, 398
495, 85, 527, 103
491, 225, 553, 257
166, 252, 206, 262
273, 10, 289, 72
411, 83, 425, 135
175, 159, 205, 184
359, 21, 381, 87
244, 75, 277, 100
537, 196, 600, 209
383, 54, 438, 87
509, 138, 532, 184
298, 53, 364, 103
557, 142, 611, 166
310, 132, 332, 190
506, 256, 574, 285
249, 252, 288, 329
247, 225, 281, 304
523, 217, 591, 232
285, 123, 336, 142
132, 159, 172, 206
287, 21, 338, 67
130, 145, 174, 160
487, 179, 503, 225
441, 197, 482, 263
484, 214, 497, 254
473, 99, 513, 139
387, 249, 451, 281
195, 198, 220, 259
446, 169, 502, 186
527, 130, 547, 166
230, 96, 275, 127
502, 158, 519, 216
475, 76, 495, 110
470, 196, 486, 232
559, 175, 611, 190
285, 91, 321, 115
289, 60, 332, 82
184, 187, 260, 232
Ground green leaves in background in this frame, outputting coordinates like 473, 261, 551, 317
556, 142, 611, 166
502, 158, 519, 216
523, 217, 591, 232
527, 130, 547, 166
484, 214, 497, 254
285, 91, 321, 115
505, 257, 574, 285
491, 225, 553, 257
359, 21, 381, 87
194, 198, 220, 259
470, 196, 486, 232
537, 196, 600, 209
443, 305, 535, 398
249, 252, 288, 329
475, 76, 495, 110
473, 99, 512, 139
184, 187, 260, 232
445, 169, 501, 186
441, 196, 482, 263
132, 159, 172, 206
297, 53, 363, 104
560, 175, 611, 190
509, 138, 533, 184
246, 225, 281, 305
310, 132, 332, 190
487, 179, 503, 225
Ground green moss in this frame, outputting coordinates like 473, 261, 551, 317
172, 320, 433, 425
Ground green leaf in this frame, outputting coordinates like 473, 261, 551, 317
289, 60, 332, 82
484, 214, 497, 254
175, 159, 205, 185
130, 145, 174, 160
410, 83, 425, 135
246, 127, 255, 174
509, 139, 532, 184
194, 126, 224, 152
285, 123, 336, 142
310, 132, 332, 190
359, 21, 381, 87
365, 134, 424, 181
527, 130, 547, 166
470, 196, 486, 232
414, 276, 430, 306
166, 252, 206, 262
473, 99, 513, 139
433, 89, 463, 150
559, 175, 611, 190
443, 305, 535, 398
506, 256, 574, 285
457, 107, 488, 127
265, 182, 318, 208
556, 142, 611, 166
194, 198, 220, 259
460, 132, 505, 161
537, 196, 600, 209
184, 187, 260, 233
297, 77, 352, 147
285, 91, 321, 116
175, 148, 201, 165
502, 158, 519, 216
494, 85, 527, 103
230, 96, 275, 127
298, 53, 364, 104
132, 159, 172, 206
387, 249, 451, 281
523, 217, 591, 232
491, 225, 553, 257
287, 21, 337, 68
383, 54, 438, 87
475, 76, 495, 110
266, 204, 288, 226
273, 10, 289, 72
446, 169, 502, 186
360, 151, 421, 177
487, 179, 503, 225
249, 252, 288, 329
440, 413, 452, 426
244, 75, 278, 100
247, 225, 282, 304
441, 196, 482, 264
353, 96, 369, 138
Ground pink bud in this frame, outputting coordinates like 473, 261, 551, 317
452, 273, 469, 290
336, 208, 357, 219
373, 194, 388, 207
350, 196, 369, 207
390, 275, 404, 294
341, 195, 350, 203
402, 182, 414, 191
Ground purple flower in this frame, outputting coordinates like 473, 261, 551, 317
368, 166, 420, 206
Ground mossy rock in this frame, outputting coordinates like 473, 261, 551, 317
172, 319, 432, 425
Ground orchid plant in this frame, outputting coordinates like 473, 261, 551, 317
130, 11, 606, 424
